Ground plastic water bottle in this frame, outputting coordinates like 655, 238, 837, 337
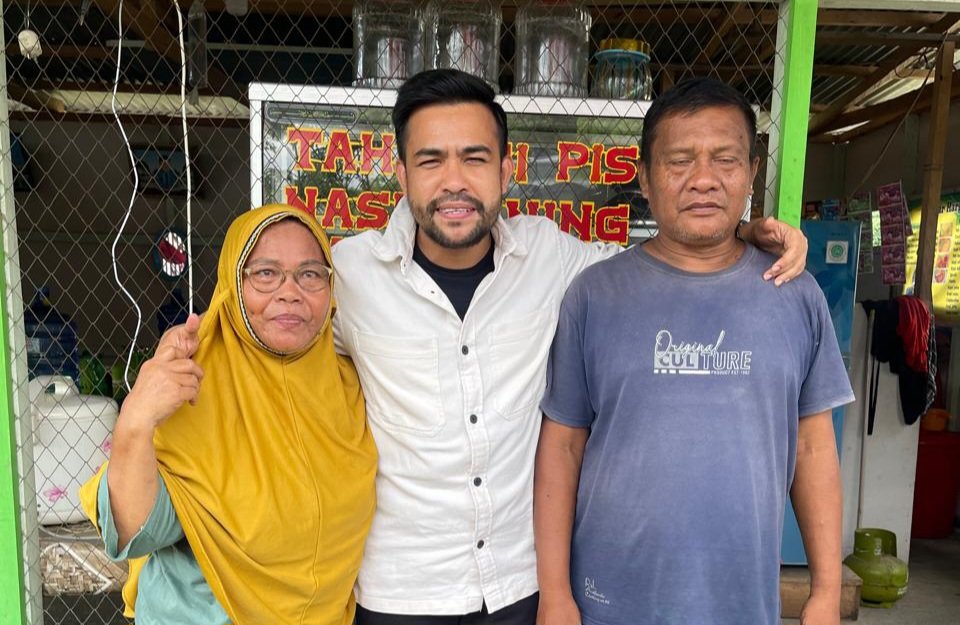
24, 286, 79, 382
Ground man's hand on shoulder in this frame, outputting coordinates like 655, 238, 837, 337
740, 216, 808, 286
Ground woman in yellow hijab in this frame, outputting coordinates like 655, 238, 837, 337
80, 205, 377, 625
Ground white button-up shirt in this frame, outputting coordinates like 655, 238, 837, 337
332, 199, 620, 615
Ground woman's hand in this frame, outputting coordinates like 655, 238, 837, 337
121, 313, 204, 431
109, 313, 203, 548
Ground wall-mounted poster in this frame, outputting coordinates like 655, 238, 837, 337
846, 191, 874, 274
877, 181, 908, 284
905, 193, 960, 321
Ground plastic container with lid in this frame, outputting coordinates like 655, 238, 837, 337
423, 0, 501, 90
352, 0, 423, 89
591, 38, 653, 100
920, 407, 949, 431
30, 375, 119, 525
514, 0, 592, 98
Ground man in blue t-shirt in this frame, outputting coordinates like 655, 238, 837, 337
535, 77, 854, 625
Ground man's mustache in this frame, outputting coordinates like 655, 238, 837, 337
426, 193, 485, 215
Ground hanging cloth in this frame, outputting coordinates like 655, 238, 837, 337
862, 297, 937, 431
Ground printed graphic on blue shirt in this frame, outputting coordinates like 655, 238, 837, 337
652, 329, 752, 376
584, 577, 612, 606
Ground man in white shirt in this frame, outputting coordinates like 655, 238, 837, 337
332, 69, 808, 625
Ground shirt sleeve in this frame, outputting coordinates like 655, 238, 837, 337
797, 287, 856, 417
97, 469, 186, 560
556, 227, 622, 288
332, 306, 348, 356
540, 282, 594, 428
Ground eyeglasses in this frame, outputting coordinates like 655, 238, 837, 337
242, 262, 331, 293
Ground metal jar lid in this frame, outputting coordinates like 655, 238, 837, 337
599, 38, 651, 55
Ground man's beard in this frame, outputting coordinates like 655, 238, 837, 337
664, 222, 731, 245
414, 193, 499, 250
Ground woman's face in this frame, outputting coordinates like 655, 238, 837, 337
241, 220, 331, 353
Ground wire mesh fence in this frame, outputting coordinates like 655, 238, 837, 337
2, 1, 786, 623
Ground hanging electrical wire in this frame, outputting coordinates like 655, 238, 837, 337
109, 0, 144, 392
173, 1, 195, 315
846, 39, 946, 200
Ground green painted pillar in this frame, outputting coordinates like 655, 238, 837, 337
772, 0, 819, 226
0, 46, 27, 625
0, 2, 27, 622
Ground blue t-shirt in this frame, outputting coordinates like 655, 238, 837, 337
540, 243, 854, 625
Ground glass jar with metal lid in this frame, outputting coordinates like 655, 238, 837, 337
514, 0, 592, 98
591, 38, 653, 100
423, 0, 501, 91
352, 0, 423, 89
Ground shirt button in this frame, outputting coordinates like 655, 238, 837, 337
461, 345, 469, 355
469, 414, 478, 424
477, 540, 485, 549
473, 477, 482, 486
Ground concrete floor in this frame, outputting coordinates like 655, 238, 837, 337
42, 534, 960, 624
784, 533, 960, 625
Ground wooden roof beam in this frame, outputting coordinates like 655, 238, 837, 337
811, 67, 960, 142
653, 63, 879, 78
696, 4, 753, 66
807, 12, 960, 135
817, 30, 960, 47
6, 83, 67, 114
756, 9, 948, 28
815, 9, 947, 28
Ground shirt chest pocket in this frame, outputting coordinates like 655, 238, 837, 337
354, 331, 445, 436
486, 305, 556, 421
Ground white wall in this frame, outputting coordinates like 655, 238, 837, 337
842, 308, 920, 561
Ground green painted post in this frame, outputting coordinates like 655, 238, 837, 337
0, 153, 27, 619
0, 1, 27, 621
774, 0, 819, 226
0, 267, 25, 625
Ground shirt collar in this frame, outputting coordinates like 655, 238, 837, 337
372, 197, 529, 270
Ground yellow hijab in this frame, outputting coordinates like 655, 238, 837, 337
80, 204, 377, 625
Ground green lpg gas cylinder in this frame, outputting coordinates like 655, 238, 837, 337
843, 528, 909, 608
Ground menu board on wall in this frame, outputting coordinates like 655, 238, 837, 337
905, 193, 960, 320
250, 85, 649, 245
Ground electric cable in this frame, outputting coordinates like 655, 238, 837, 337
109, 0, 144, 392
173, 1, 195, 315
846, 39, 945, 200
